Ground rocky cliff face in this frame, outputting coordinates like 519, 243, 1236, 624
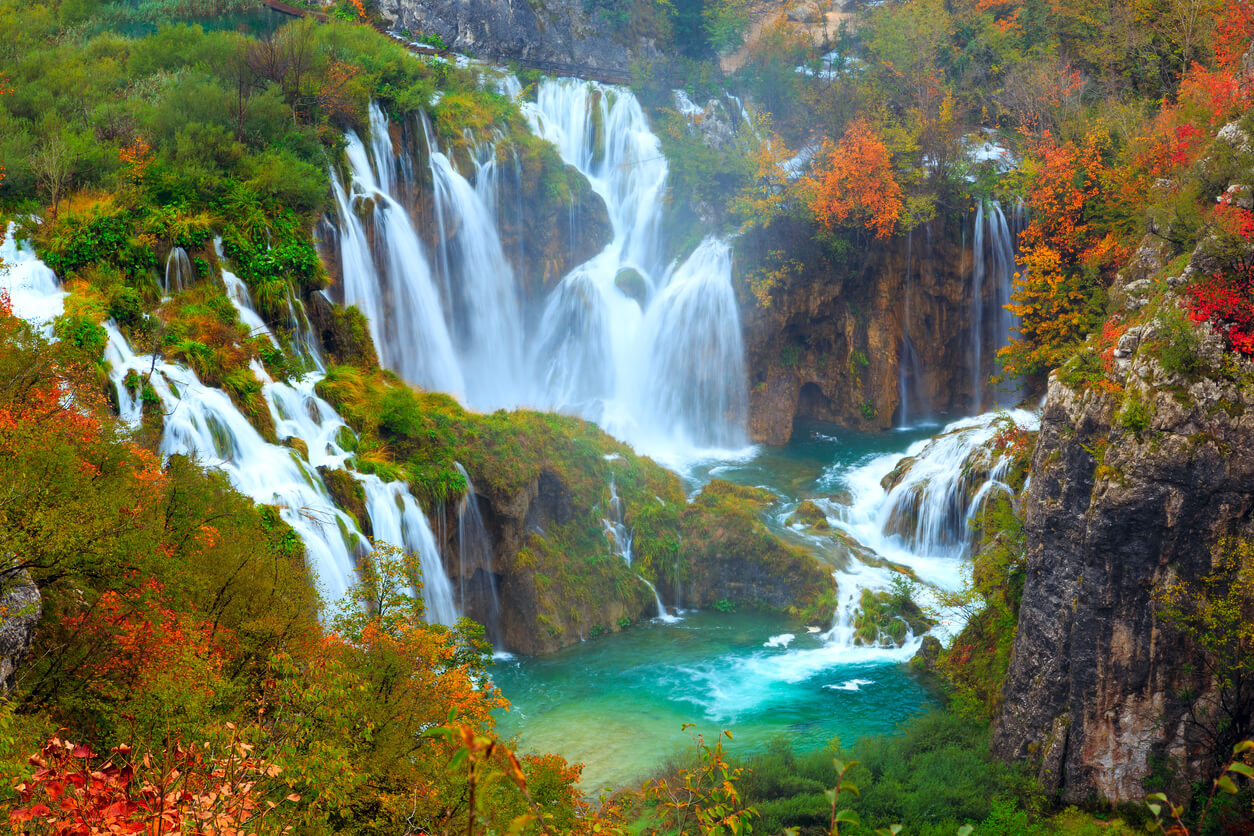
0, 570, 41, 693
738, 213, 999, 443
992, 237, 1254, 802
430, 466, 656, 655
374, 0, 657, 71
429, 472, 837, 655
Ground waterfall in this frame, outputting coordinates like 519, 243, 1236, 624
3, 226, 458, 618
968, 201, 1024, 411
164, 247, 194, 295
970, 203, 986, 412
898, 230, 924, 426
328, 104, 464, 396
454, 462, 502, 643
811, 409, 1039, 647
324, 83, 749, 463
425, 127, 527, 410
602, 476, 679, 622
362, 477, 459, 625
1, 225, 65, 335
837, 410, 1038, 575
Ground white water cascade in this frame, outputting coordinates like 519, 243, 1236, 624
164, 246, 194, 295
1, 225, 458, 622
601, 476, 678, 623
324, 84, 749, 463
969, 201, 1024, 412
454, 462, 502, 641
819, 409, 1039, 643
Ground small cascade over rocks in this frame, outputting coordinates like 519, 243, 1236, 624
2, 227, 458, 621
601, 476, 678, 622
454, 463, 502, 642
163, 247, 194, 295
324, 83, 749, 463
789, 409, 1041, 651
0, 226, 65, 335
840, 410, 1039, 566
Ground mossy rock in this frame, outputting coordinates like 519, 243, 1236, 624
852, 587, 935, 647
828, 490, 853, 506
318, 465, 371, 538
284, 437, 309, 461
683, 479, 836, 626
787, 499, 830, 531
880, 455, 917, 491
614, 268, 648, 305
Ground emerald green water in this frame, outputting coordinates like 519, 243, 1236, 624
492, 424, 945, 791
492, 611, 936, 790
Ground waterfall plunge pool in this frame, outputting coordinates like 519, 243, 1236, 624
491, 421, 955, 791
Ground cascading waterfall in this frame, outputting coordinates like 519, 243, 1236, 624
785, 409, 1041, 649
3, 226, 458, 621
424, 124, 527, 410
328, 103, 465, 397
969, 201, 1024, 411
834, 409, 1038, 582
163, 246, 194, 295
363, 477, 459, 624
1, 226, 65, 335
325, 82, 749, 462
454, 462, 502, 641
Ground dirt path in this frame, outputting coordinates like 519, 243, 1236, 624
721, 0, 854, 73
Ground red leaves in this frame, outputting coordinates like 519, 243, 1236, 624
1213, 0, 1254, 71
1188, 269, 1254, 358
10, 733, 291, 836
1186, 203, 1254, 360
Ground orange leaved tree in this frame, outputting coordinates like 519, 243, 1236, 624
1000, 131, 1127, 378
804, 118, 904, 240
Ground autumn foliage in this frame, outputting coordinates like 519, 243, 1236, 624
804, 119, 904, 239
1000, 131, 1128, 377
9, 733, 295, 836
1187, 202, 1254, 358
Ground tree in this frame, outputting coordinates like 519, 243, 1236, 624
30, 133, 75, 219
999, 131, 1127, 378
803, 118, 904, 239
1155, 536, 1254, 760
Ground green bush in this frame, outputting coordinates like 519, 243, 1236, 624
1152, 302, 1203, 378
54, 314, 108, 358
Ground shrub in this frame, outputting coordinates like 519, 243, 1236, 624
1153, 302, 1203, 377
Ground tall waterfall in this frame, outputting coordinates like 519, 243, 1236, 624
324, 84, 749, 462
969, 201, 1023, 412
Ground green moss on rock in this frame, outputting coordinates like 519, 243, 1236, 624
787, 499, 830, 531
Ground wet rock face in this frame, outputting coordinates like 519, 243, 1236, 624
993, 331, 1254, 803
495, 163, 612, 303
0, 570, 41, 693
375, 0, 649, 71
739, 214, 988, 443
